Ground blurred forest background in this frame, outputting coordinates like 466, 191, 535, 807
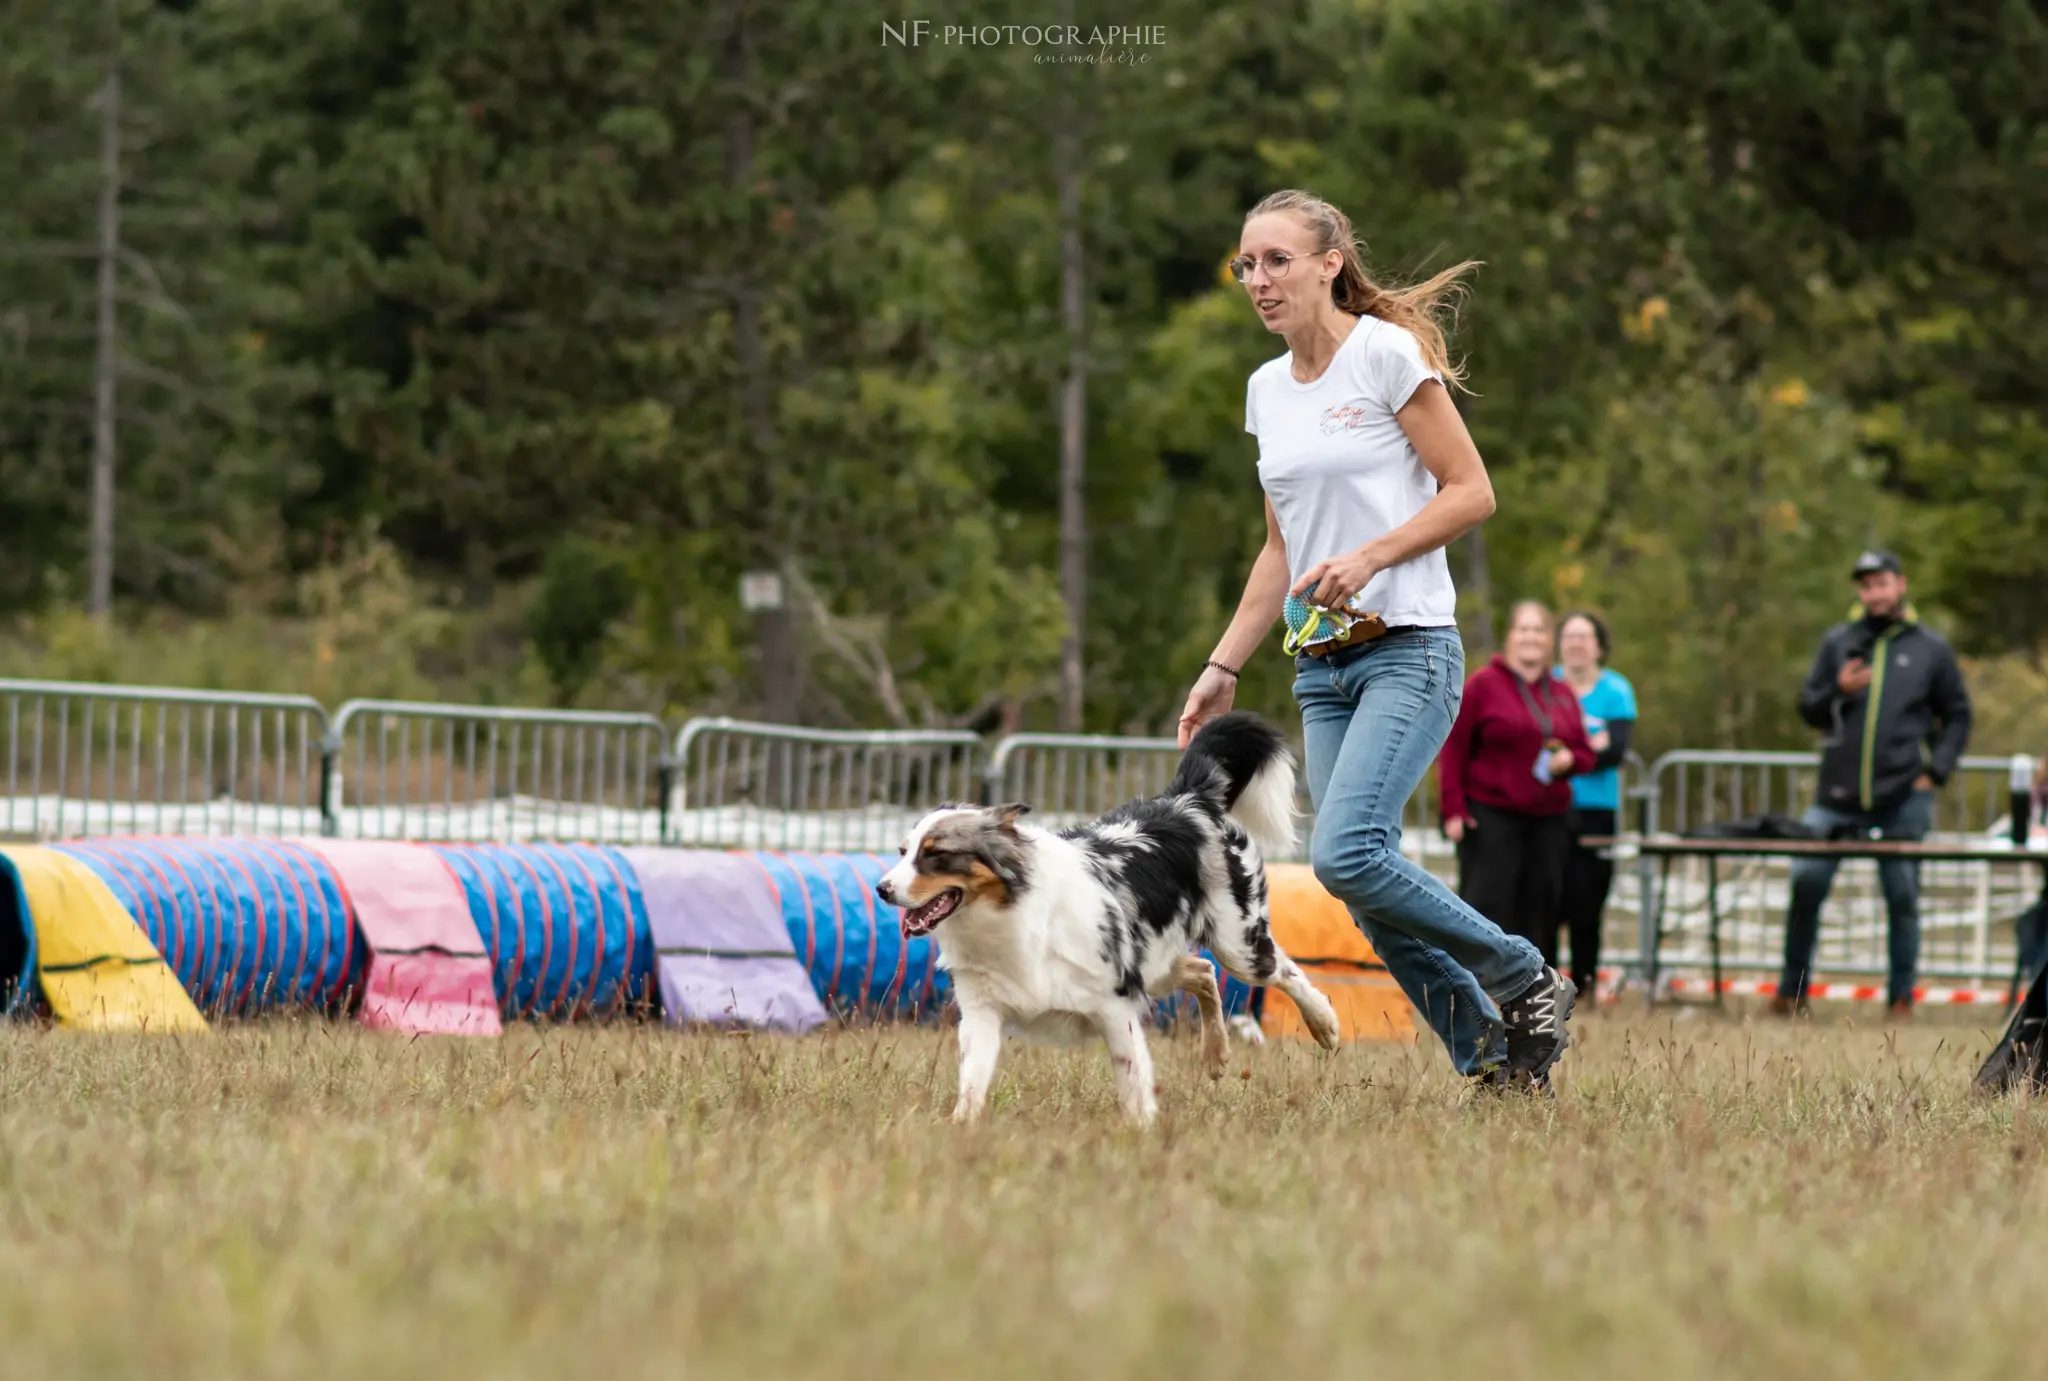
2, 0, 2044, 756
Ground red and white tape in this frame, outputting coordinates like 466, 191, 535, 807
1661, 976, 2011, 1005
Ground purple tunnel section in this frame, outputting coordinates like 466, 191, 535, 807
616, 849, 826, 1034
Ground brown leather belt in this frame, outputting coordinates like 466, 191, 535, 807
1300, 612, 1393, 658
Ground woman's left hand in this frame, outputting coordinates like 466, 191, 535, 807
1290, 546, 1382, 609
1548, 747, 1575, 779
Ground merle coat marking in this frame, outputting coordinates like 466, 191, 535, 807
877, 712, 1341, 1125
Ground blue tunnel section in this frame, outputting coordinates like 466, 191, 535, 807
50, 838, 356, 1015
751, 852, 948, 1021
428, 844, 657, 1020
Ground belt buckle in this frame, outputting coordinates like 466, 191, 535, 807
1308, 612, 1388, 658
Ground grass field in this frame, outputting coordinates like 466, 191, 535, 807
2, 1005, 2043, 1381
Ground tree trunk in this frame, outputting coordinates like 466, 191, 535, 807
1055, 110, 1087, 733
724, 0, 800, 724
87, 0, 120, 619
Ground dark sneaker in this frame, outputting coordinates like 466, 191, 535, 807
1500, 966, 1576, 1085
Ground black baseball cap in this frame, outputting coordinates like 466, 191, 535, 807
1850, 548, 1903, 579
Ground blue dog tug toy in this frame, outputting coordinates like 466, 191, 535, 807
1283, 582, 1385, 656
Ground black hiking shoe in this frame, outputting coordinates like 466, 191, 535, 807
1500, 966, 1576, 1087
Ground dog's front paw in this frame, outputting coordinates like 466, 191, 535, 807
1304, 996, 1342, 1052
949, 1100, 982, 1125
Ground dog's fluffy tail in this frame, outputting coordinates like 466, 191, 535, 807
1173, 712, 1299, 857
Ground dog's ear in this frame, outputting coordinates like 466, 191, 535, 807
987, 802, 1031, 833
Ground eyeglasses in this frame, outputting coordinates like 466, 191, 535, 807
1228, 249, 1317, 282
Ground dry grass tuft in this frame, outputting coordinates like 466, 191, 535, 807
0, 1005, 2041, 1380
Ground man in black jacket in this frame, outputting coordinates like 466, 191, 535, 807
1772, 549, 1973, 1018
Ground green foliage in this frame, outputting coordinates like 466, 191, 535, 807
0, 532, 467, 705
0, 0, 2041, 750
1521, 366, 1911, 755
529, 536, 633, 704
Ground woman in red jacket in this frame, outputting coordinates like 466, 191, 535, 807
1438, 600, 1597, 962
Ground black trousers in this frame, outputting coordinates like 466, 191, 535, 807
1456, 803, 1571, 969
1559, 807, 1617, 995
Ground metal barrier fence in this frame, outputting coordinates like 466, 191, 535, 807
0, 679, 330, 838
325, 700, 672, 843
1644, 750, 2017, 837
670, 717, 984, 852
1636, 751, 2032, 995
984, 734, 1649, 869
980, 729, 1214, 836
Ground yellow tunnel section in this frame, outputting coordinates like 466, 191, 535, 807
0, 845, 207, 1032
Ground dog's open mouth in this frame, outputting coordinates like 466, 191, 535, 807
900, 887, 964, 937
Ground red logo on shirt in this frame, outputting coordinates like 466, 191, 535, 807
1320, 403, 1369, 435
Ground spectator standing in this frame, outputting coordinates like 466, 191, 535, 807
1439, 600, 1597, 963
1772, 549, 1972, 1018
1555, 612, 1638, 1004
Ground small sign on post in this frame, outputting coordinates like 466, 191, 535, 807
739, 570, 785, 613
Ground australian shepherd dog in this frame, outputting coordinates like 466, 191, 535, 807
877, 712, 1341, 1125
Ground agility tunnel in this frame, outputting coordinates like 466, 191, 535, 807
0, 837, 835, 1035
752, 852, 949, 1021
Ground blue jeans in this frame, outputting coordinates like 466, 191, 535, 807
1293, 627, 1546, 1075
1778, 791, 1933, 1006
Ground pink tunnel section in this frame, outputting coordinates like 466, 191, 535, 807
302, 838, 501, 1037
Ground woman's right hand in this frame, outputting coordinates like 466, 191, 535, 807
1177, 666, 1238, 749
1444, 816, 1470, 844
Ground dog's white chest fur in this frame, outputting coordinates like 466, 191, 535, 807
934, 846, 1118, 1044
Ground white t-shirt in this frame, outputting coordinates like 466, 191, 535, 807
1245, 315, 1459, 628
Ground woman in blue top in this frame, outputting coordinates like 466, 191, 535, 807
1555, 612, 1637, 1002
